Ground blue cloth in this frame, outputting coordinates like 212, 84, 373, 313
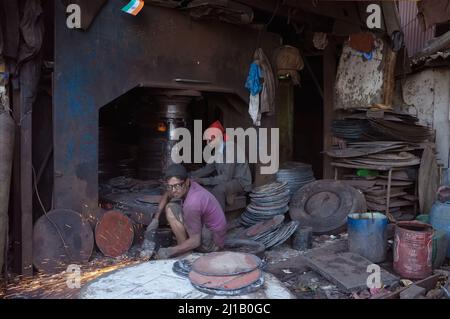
245, 62, 262, 96
361, 50, 373, 61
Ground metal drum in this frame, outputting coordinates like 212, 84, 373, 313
393, 221, 433, 279
137, 94, 192, 180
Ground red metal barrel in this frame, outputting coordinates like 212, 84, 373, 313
95, 210, 134, 257
393, 221, 433, 279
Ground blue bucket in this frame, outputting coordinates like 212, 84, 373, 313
430, 201, 450, 258
348, 212, 388, 263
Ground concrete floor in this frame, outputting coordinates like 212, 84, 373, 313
79, 256, 294, 299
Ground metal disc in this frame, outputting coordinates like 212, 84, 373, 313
190, 275, 264, 296
95, 210, 134, 257
245, 215, 285, 238
289, 180, 366, 234
191, 251, 261, 276
172, 259, 193, 277
189, 268, 262, 290
33, 209, 94, 273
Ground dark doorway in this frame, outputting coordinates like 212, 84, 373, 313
293, 55, 324, 179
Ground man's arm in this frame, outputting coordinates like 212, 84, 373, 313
158, 233, 201, 258
154, 191, 170, 220
146, 192, 170, 232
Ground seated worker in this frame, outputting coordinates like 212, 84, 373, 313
190, 120, 252, 211
148, 164, 227, 259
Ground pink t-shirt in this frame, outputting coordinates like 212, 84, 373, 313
182, 181, 227, 247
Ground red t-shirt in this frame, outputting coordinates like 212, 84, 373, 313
182, 181, 227, 247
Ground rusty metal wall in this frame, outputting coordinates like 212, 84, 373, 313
53, 1, 280, 214
399, 1, 435, 57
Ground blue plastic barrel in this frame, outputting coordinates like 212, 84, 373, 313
348, 212, 388, 263
430, 201, 450, 258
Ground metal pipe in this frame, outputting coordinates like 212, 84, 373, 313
415, 30, 450, 59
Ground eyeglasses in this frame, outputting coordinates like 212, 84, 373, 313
166, 181, 185, 191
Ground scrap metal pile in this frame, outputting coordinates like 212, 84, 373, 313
240, 181, 290, 227
331, 110, 432, 143
237, 215, 299, 249
238, 181, 299, 249
327, 141, 422, 170
327, 109, 431, 219
276, 162, 315, 198
342, 170, 418, 219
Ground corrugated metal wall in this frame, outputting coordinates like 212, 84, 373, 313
399, 0, 435, 57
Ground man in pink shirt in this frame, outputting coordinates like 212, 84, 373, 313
148, 164, 227, 259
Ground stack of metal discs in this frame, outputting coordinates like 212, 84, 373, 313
188, 252, 264, 296
238, 215, 299, 249
240, 182, 290, 227
276, 162, 315, 198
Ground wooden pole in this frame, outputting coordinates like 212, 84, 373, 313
323, 42, 337, 179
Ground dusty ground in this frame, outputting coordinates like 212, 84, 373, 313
2, 231, 449, 299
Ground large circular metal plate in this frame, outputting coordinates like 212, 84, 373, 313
189, 268, 262, 290
33, 209, 94, 273
289, 180, 366, 234
95, 211, 134, 257
191, 252, 261, 276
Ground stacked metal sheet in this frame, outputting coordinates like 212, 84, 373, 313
331, 111, 432, 143
240, 182, 290, 227
327, 110, 429, 220
342, 170, 417, 220
276, 162, 315, 197
188, 252, 264, 296
332, 119, 374, 140
236, 215, 299, 249
327, 142, 422, 170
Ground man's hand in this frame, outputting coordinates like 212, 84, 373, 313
156, 247, 174, 259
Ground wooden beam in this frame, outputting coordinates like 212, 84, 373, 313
11, 89, 22, 275
323, 41, 337, 179
20, 98, 33, 277
282, 0, 364, 28
277, 80, 294, 164
11, 83, 33, 276
235, 0, 333, 29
